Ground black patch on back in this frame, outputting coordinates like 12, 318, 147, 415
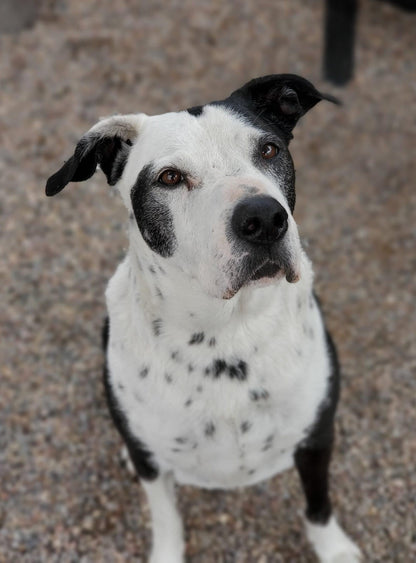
187, 105, 204, 117
102, 318, 158, 481
131, 164, 177, 258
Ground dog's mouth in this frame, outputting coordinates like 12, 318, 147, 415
249, 258, 299, 284
222, 255, 300, 299
250, 260, 281, 281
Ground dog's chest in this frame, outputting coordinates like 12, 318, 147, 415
107, 279, 329, 489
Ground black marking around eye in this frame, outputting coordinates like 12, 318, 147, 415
130, 163, 177, 258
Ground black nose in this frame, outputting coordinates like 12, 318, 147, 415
231, 195, 288, 245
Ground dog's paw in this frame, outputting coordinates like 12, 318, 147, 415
306, 516, 362, 563
119, 445, 136, 477
150, 552, 184, 563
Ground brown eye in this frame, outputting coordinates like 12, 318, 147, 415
158, 169, 183, 186
261, 143, 279, 160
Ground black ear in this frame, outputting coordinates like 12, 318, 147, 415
228, 74, 340, 140
45, 114, 143, 197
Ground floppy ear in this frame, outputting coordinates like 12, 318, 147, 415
228, 74, 340, 140
45, 114, 144, 196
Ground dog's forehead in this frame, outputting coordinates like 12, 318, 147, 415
133, 105, 263, 165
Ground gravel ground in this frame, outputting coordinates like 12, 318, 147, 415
1, 1, 415, 561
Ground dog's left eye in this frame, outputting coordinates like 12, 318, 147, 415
261, 143, 279, 160
158, 169, 183, 186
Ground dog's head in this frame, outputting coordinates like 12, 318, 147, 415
46, 75, 338, 299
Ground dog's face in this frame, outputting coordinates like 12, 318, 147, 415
46, 75, 337, 299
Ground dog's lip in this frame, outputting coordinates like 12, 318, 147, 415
222, 254, 300, 299
250, 260, 281, 281
248, 257, 300, 285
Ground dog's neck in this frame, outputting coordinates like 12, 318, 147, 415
126, 230, 314, 334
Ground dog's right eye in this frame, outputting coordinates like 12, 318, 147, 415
158, 169, 183, 186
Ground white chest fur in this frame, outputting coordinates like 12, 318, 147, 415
106, 251, 330, 490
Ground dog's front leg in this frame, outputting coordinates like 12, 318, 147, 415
141, 471, 185, 563
295, 446, 362, 562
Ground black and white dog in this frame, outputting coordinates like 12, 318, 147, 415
46, 75, 361, 562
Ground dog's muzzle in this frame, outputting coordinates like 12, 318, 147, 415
229, 195, 298, 290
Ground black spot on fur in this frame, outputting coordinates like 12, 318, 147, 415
262, 434, 275, 451
213, 359, 227, 377
149, 265, 156, 274
165, 373, 173, 384
187, 105, 204, 117
241, 421, 252, 433
185, 398, 193, 407
197, 385, 203, 393
189, 332, 205, 345
249, 388, 270, 401
140, 367, 149, 378
118, 383, 125, 391
171, 350, 180, 361
152, 319, 162, 336
208, 337, 216, 347
131, 163, 177, 258
229, 361, 248, 381
188, 364, 194, 373
175, 437, 188, 444
205, 422, 216, 437
210, 359, 248, 381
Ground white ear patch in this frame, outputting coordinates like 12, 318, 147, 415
88, 113, 146, 143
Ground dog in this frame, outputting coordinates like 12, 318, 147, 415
46, 74, 362, 562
